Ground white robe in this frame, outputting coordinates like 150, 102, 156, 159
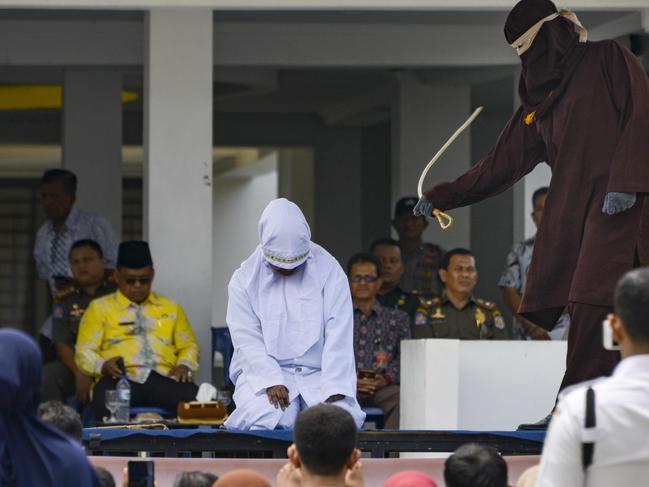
224, 239, 365, 430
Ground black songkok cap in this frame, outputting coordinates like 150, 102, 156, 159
394, 196, 420, 218
117, 241, 153, 269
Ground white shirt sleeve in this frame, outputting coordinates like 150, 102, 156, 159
319, 265, 357, 401
226, 273, 285, 394
536, 398, 586, 487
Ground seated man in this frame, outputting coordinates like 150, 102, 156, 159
75, 240, 199, 420
392, 197, 444, 296
412, 248, 508, 340
42, 239, 116, 404
536, 268, 649, 486
444, 443, 511, 487
371, 238, 420, 325
224, 198, 365, 430
348, 252, 410, 429
277, 404, 362, 487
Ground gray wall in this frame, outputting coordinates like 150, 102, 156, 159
469, 76, 516, 335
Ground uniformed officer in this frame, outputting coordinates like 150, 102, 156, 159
391, 197, 445, 296
41, 239, 116, 404
371, 237, 420, 324
411, 248, 508, 340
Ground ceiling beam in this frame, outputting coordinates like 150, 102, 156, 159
0, 20, 517, 67
0, 0, 646, 10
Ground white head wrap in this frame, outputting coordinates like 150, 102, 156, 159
234, 198, 328, 360
510, 9, 588, 56
259, 198, 311, 270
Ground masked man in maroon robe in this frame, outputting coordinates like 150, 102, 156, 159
415, 0, 649, 422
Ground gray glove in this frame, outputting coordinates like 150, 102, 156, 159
413, 195, 433, 217
602, 192, 636, 215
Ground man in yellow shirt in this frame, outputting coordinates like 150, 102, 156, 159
75, 240, 199, 421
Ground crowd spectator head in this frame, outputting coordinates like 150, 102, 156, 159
611, 267, 649, 358
384, 471, 438, 487
444, 443, 510, 487
115, 241, 155, 305
173, 470, 219, 487
69, 239, 106, 288
213, 469, 271, 487
41, 169, 77, 223
439, 248, 478, 298
290, 404, 361, 480
347, 253, 383, 302
370, 238, 404, 290
392, 197, 428, 242
37, 400, 83, 442
514, 465, 539, 487
531, 187, 548, 227
94, 466, 116, 487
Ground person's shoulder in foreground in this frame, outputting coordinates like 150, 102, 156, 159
536, 267, 649, 487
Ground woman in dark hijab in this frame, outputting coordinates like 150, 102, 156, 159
0, 329, 99, 487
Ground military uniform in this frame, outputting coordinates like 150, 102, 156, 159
411, 294, 509, 340
41, 281, 116, 402
400, 243, 445, 296
377, 286, 420, 325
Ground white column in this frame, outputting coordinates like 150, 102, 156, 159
392, 73, 471, 249
144, 9, 213, 383
63, 68, 122, 237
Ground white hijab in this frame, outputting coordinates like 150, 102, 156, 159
259, 199, 311, 269
241, 199, 328, 360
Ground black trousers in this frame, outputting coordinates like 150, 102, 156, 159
92, 371, 198, 421
559, 303, 620, 391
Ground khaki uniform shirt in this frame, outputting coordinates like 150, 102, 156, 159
377, 286, 420, 325
400, 243, 444, 296
52, 281, 117, 347
411, 294, 508, 340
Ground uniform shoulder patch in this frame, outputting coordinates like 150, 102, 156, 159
53, 303, 64, 319
416, 295, 440, 308
55, 286, 77, 302
475, 298, 496, 311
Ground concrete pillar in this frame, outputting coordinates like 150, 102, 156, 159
63, 68, 122, 237
144, 9, 213, 382
392, 73, 471, 250
314, 127, 363, 266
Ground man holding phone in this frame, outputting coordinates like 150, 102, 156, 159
75, 241, 199, 421
348, 253, 410, 429
536, 268, 649, 486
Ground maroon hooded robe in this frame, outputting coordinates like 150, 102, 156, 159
423, 0, 649, 387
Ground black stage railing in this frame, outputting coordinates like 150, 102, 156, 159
84, 429, 545, 458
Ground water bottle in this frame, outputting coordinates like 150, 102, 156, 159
116, 375, 131, 423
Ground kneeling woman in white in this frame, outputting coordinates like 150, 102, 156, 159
224, 198, 365, 430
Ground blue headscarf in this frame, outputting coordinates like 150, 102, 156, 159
0, 329, 99, 487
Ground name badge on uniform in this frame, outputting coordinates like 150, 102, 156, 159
474, 308, 486, 327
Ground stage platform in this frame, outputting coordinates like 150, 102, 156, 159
83, 428, 545, 458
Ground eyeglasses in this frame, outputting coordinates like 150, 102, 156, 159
350, 275, 378, 284
124, 276, 152, 285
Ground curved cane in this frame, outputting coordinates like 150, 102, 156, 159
417, 106, 484, 230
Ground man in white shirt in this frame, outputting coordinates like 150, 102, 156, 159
224, 198, 365, 430
537, 267, 649, 486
